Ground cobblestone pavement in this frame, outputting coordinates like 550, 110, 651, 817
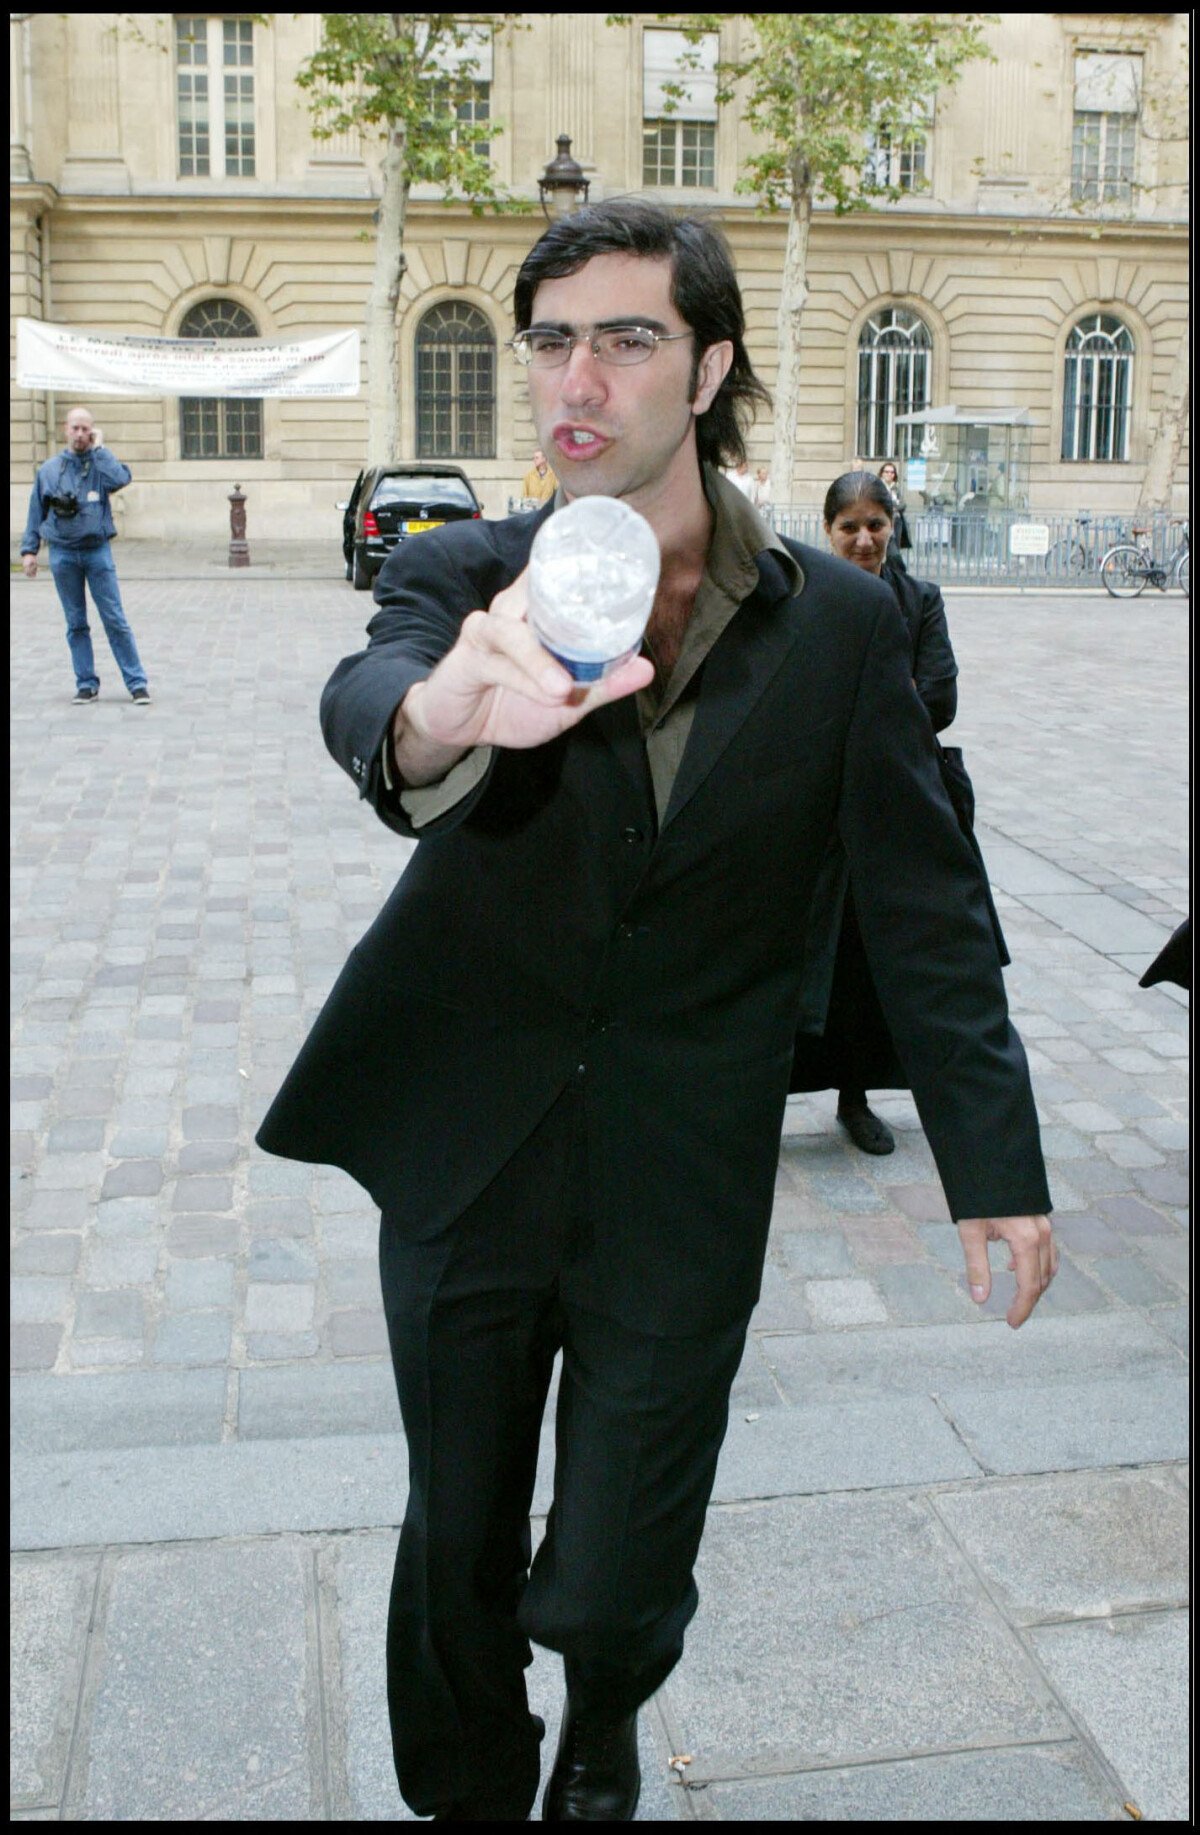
11, 569, 1189, 1820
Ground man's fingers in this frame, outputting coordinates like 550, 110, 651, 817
465, 609, 573, 700
960, 1215, 1057, 1329
956, 1218, 991, 1303
1006, 1234, 1043, 1329
570, 653, 656, 713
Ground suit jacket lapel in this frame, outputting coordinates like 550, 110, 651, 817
661, 564, 804, 832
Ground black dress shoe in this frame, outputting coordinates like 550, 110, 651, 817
836, 1098, 895, 1155
542, 1702, 640, 1821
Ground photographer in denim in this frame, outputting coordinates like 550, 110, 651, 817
20, 406, 150, 705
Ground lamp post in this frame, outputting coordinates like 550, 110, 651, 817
537, 135, 590, 221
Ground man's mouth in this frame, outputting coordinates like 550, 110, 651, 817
552, 425, 611, 460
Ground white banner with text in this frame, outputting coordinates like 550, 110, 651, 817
16, 320, 360, 399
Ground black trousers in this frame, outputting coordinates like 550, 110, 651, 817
378, 1082, 750, 1818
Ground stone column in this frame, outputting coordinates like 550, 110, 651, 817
545, 16, 597, 182
62, 13, 130, 191
10, 15, 33, 180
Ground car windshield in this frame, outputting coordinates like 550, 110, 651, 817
371, 474, 475, 509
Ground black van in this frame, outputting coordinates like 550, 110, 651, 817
340, 464, 483, 589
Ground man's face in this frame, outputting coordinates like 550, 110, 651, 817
525, 252, 730, 504
532, 449, 547, 471
65, 412, 93, 453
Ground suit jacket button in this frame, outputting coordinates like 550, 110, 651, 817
622, 826, 644, 845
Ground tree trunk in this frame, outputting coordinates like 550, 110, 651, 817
770, 159, 812, 514
365, 114, 410, 464
1138, 324, 1190, 513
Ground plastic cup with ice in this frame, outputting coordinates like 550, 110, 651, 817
527, 496, 660, 682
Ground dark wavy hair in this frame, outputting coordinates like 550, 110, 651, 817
513, 198, 771, 468
823, 470, 896, 525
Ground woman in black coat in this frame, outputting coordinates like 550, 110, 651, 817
878, 458, 913, 561
790, 470, 1008, 1153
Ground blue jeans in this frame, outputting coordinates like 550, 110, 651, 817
48, 542, 147, 694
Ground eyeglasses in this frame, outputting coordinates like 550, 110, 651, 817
508, 325, 692, 369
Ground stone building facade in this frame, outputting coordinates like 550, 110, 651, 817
10, 12, 1190, 537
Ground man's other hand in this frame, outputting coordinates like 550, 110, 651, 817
21, 555, 38, 579
957, 1215, 1058, 1328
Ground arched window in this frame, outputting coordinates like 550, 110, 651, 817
179, 299, 263, 460
416, 303, 496, 459
1062, 314, 1134, 462
856, 307, 932, 460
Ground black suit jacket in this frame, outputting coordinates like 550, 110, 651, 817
257, 509, 1050, 1332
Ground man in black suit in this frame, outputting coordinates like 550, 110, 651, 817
258, 200, 1057, 1822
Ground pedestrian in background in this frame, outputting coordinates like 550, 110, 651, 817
791, 468, 1008, 1154
521, 448, 558, 504
722, 454, 756, 499
20, 406, 150, 705
749, 464, 773, 511
878, 457, 913, 562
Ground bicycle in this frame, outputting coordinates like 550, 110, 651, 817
1045, 514, 1107, 579
1100, 524, 1189, 599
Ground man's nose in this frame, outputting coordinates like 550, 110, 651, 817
558, 341, 608, 400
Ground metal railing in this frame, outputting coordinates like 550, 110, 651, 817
506, 497, 1187, 590
766, 507, 1188, 589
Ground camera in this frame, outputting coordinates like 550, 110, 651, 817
45, 491, 80, 519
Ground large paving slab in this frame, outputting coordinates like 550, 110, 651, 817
10, 1552, 101, 1812
930, 1467, 1189, 1623
761, 1313, 1182, 1404
937, 1372, 1189, 1474
665, 1492, 1070, 1776
10, 1434, 410, 1552
709, 1393, 982, 1499
62, 1539, 322, 1820
1028, 1611, 1189, 1822
10, 1369, 229, 1454
695, 1743, 1127, 1821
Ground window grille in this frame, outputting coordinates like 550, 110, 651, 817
642, 120, 716, 188
1061, 314, 1133, 462
179, 299, 263, 460
864, 130, 928, 192
175, 16, 256, 178
856, 308, 933, 460
642, 27, 718, 187
425, 79, 491, 160
1071, 52, 1139, 205
416, 303, 496, 459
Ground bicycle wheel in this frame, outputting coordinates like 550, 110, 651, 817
1101, 546, 1149, 598
1045, 538, 1086, 579
1176, 550, 1189, 597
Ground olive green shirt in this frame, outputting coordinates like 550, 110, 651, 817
385, 463, 803, 828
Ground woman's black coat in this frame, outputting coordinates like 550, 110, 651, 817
790, 558, 1009, 1095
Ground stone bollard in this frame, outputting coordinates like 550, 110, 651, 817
228, 483, 250, 568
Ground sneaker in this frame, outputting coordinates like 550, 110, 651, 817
131, 688, 152, 705
72, 687, 98, 704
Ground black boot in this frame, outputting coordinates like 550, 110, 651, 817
836, 1090, 895, 1155
542, 1701, 640, 1822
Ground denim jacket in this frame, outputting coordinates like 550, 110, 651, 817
21, 446, 132, 554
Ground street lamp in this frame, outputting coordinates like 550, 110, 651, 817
538, 134, 590, 220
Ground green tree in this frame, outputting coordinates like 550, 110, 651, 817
653, 14, 995, 506
294, 14, 530, 462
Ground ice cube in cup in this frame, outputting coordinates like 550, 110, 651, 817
527, 495, 660, 682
